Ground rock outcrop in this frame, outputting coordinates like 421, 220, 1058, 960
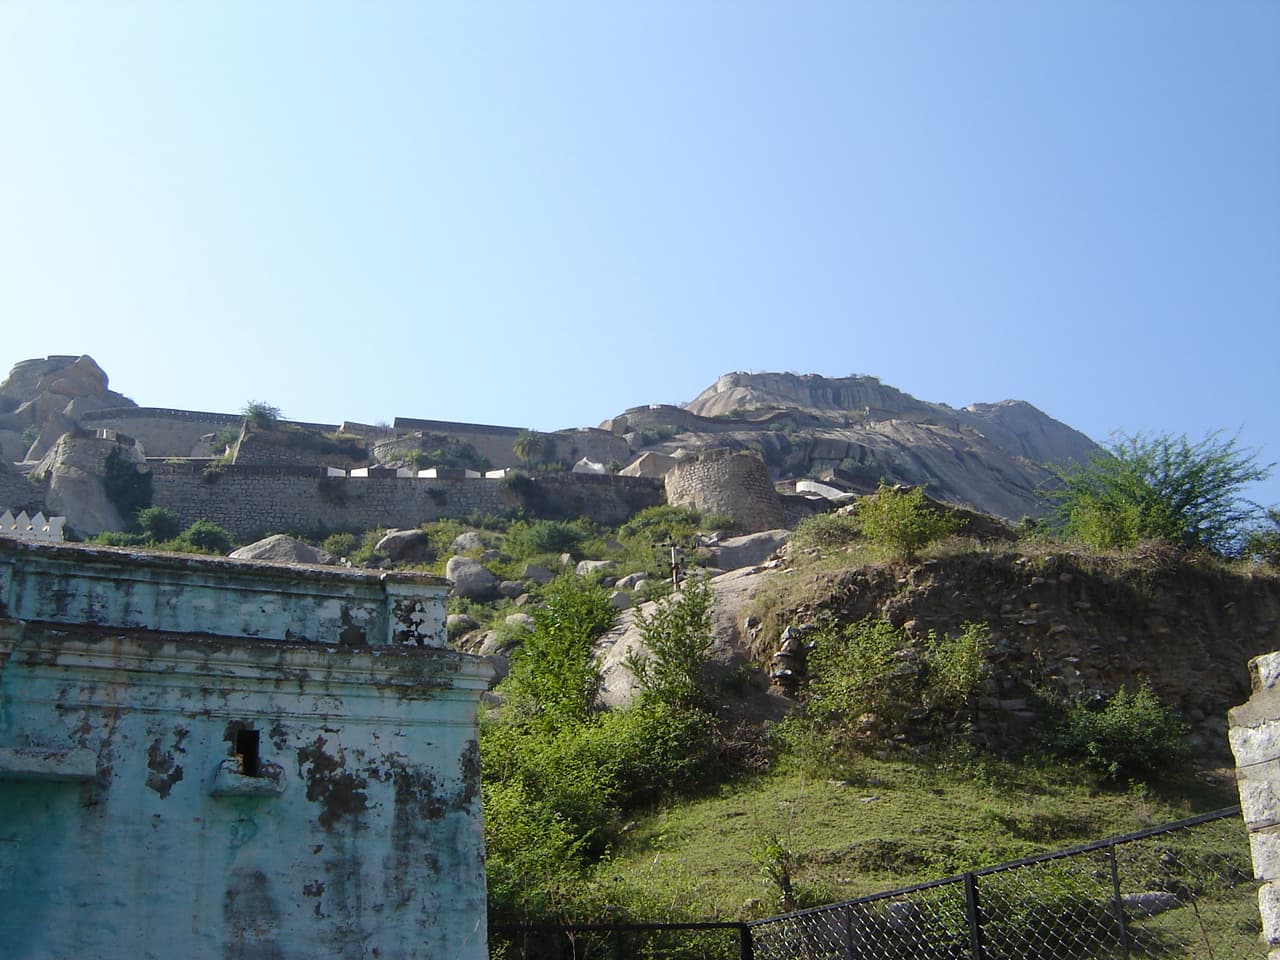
606, 372, 1099, 522
27, 432, 149, 536
0, 355, 136, 460
229, 534, 334, 565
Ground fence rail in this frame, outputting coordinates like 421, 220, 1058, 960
490, 806, 1258, 959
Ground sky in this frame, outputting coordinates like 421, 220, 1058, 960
2, 3, 1278, 506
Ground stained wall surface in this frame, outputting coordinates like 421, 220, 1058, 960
0, 541, 491, 960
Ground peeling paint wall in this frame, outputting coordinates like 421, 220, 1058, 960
0, 543, 491, 960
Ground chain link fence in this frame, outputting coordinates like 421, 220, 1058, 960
748, 806, 1257, 960
490, 807, 1258, 959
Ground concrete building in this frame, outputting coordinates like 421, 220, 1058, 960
0, 538, 492, 959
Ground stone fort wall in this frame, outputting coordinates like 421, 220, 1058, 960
149, 463, 664, 539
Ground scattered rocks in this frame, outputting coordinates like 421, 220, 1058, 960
576, 559, 617, 578
451, 531, 484, 553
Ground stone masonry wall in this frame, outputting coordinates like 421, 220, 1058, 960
150, 463, 664, 539
664, 448, 787, 533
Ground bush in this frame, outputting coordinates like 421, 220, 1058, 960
1049, 681, 1187, 782
177, 520, 234, 554
504, 519, 590, 560
1045, 430, 1272, 555
321, 532, 358, 557
628, 576, 715, 709
856, 483, 959, 561
502, 575, 617, 724
135, 506, 181, 542
790, 511, 861, 549
102, 447, 153, 523
1246, 509, 1280, 566
242, 401, 281, 426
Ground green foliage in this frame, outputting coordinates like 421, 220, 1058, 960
1046, 430, 1272, 555
177, 519, 233, 554
790, 510, 861, 549
1048, 681, 1187, 782
102, 447, 153, 523
20, 425, 39, 450
242, 400, 281, 426
805, 617, 989, 745
925, 622, 990, 712
504, 518, 590, 560
503, 575, 617, 724
856, 483, 959, 561
617, 504, 702, 570
1245, 508, 1280, 566
321, 532, 358, 557
135, 506, 181, 542
807, 616, 904, 730
512, 430, 548, 465
628, 576, 715, 709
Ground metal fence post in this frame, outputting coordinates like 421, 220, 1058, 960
964, 872, 985, 960
1108, 843, 1132, 960
738, 922, 754, 960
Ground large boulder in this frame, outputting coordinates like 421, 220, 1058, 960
27, 433, 148, 536
446, 556, 500, 600
375, 528, 434, 563
230, 534, 333, 565
451, 531, 485, 553
0, 458, 45, 514
706, 529, 790, 572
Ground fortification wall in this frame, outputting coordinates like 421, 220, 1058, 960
664, 448, 788, 533
149, 463, 664, 539
81, 408, 241, 458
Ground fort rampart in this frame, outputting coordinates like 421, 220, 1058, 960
149, 462, 664, 539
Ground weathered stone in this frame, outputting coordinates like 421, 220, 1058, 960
616, 571, 648, 590
707, 528, 790, 571
576, 559, 617, 578
523, 563, 554, 584
375, 528, 434, 562
28, 433, 148, 536
230, 533, 334, 565
452, 531, 484, 553
498, 580, 525, 599
608, 590, 633, 610
447, 613, 480, 639
446, 555, 500, 600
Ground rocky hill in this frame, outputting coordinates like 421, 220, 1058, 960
2, 357, 1098, 527
607, 371, 1098, 520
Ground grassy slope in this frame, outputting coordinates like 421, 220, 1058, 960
601, 756, 1239, 921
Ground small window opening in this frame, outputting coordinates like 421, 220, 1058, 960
235, 729, 261, 777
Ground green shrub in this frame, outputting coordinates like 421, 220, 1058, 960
321, 532, 358, 557
102, 447, 152, 523
924, 622, 990, 712
1049, 680, 1187, 782
242, 401, 281, 426
503, 575, 617, 724
628, 576, 715, 709
504, 519, 590, 560
790, 510, 861, 549
176, 520, 234, 554
135, 506, 181, 542
856, 483, 959, 561
89, 531, 146, 547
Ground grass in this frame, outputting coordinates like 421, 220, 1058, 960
599, 754, 1238, 921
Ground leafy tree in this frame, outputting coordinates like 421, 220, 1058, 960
512, 430, 546, 465
856, 483, 959, 561
1045, 431, 1272, 554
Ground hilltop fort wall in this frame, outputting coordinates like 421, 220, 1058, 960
149, 463, 664, 539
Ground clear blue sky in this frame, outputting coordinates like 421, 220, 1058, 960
3, 3, 1278, 506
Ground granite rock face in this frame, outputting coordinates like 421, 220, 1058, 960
27, 433, 148, 536
230, 534, 334, 565
606, 371, 1100, 522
